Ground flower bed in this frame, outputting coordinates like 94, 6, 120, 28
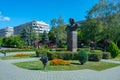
14, 53, 30, 57
50, 59, 70, 65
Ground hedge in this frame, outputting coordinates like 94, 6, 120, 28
102, 52, 111, 59
36, 49, 105, 61
36, 49, 49, 57
47, 51, 78, 60
88, 52, 102, 61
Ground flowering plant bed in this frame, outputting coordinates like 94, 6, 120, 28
50, 59, 70, 65
0, 54, 35, 60
13, 53, 30, 57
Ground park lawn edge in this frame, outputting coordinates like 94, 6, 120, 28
13, 60, 120, 71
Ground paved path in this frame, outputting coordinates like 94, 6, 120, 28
0, 52, 120, 80
101, 59, 120, 64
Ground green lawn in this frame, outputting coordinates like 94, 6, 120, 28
111, 54, 120, 61
0, 54, 36, 60
14, 60, 120, 71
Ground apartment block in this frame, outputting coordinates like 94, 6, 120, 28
14, 20, 50, 35
0, 27, 14, 37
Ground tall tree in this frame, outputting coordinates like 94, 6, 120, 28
84, 0, 120, 49
2, 35, 24, 48
20, 26, 34, 46
50, 17, 67, 47
42, 31, 49, 44
0, 37, 2, 46
50, 18, 57, 28
57, 16, 64, 27
87, 0, 120, 42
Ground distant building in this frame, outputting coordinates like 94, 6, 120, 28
0, 20, 50, 37
14, 21, 32, 35
0, 27, 14, 37
14, 20, 50, 35
32, 21, 50, 34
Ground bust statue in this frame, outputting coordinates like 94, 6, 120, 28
67, 18, 79, 31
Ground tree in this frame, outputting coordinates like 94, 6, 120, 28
87, 0, 120, 42
80, 19, 103, 49
0, 37, 2, 46
10, 35, 24, 48
2, 37, 10, 47
20, 26, 34, 46
49, 17, 67, 47
42, 31, 49, 44
82, 0, 120, 50
50, 18, 57, 28
57, 16, 64, 27
2, 35, 24, 48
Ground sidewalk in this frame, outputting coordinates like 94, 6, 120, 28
101, 59, 120, 64
0, 52, 120, 80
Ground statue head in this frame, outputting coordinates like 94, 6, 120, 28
69, 18, 75, 25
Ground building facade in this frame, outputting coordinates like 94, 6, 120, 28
14, 20, 50, 35
0, 27, 14, 37
32, 21, 50, 34
0, 20, 50, 37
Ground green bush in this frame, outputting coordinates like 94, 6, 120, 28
77, 48, 90, 52
47, 51, 78, 60
2, 48, 35, 52
102, 52, 111, 59
91, 50, 103, 53
88, 53, 102, 61
77, 50, 88, 65
55, 48, 67, 51
108, 41, 120, 58
47, 51, 57, 60
36, 49, 48, 57
61, 52, 77, 60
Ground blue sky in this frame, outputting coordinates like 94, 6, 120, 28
0, 0, 99, 29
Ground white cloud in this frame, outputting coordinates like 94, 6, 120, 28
3, 17, 11, 21
0, 11, 11, 21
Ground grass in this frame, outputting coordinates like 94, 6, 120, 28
14, 60, 120, 71
0, 54, 36, 60
111, 54, 120, 61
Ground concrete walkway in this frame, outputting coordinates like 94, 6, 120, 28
0, 52, 120, 80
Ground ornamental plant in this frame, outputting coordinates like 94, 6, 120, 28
77, 50, 88, 65
14, 53, 30, 57
50, 59, 70, 66
108, 41, 120, 58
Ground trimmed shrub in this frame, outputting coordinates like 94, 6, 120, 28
50, 59, 70, 65
108, 41, 120, 58
77, 50, 88, 65
88, 52, 102, 61
102, 52, 111, 59
91, 50, 103, 53
47, 51, 78, 60
77, 48, 90, 52
36, 49, 48, 57
55, 48, 67, 51
64, 52, 78, 60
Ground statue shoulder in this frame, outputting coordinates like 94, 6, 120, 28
66, 24, 71, 31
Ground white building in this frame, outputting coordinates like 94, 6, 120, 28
0, 20, 50, 37
0, 27, 14, 37
32, 21, 50, 34
14, 20, 50, 35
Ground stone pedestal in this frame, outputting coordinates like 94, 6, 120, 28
67, 31, 77, 52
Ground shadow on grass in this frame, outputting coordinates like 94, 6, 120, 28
71, 62, 80, 65
29, 68, 43, 70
